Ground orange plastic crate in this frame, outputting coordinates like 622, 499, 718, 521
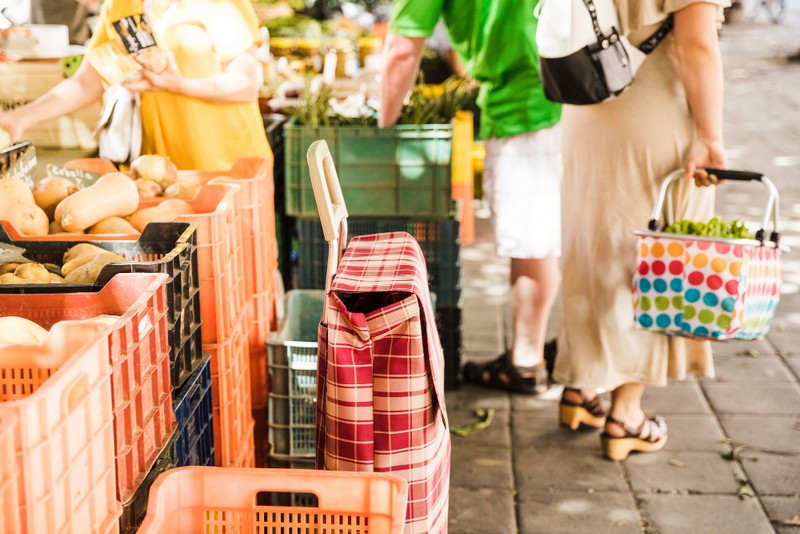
205, 310, 254, 467
0, 411, 21, 534
137, 466, 408, 533
248, 289, 273, 407
0, 321, 121, 534
0, 273, 177, 503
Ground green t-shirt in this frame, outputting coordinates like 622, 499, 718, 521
389, 0, 561, 139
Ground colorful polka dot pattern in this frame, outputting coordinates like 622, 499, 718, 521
633, 236, 782, 341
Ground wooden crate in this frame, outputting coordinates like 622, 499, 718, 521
0, 60, 101, 149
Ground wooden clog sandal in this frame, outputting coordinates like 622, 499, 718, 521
601, 414, 668, 461
559, 388, 610, 430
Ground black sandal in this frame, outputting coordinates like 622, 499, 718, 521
463, 354, 548, 394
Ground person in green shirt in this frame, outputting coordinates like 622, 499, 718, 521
380, 0, 567, 395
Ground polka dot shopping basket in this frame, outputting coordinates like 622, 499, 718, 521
633, 169, 784, 341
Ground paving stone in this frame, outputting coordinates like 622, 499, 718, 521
638, 494, 772, 534
446, 387, 510, 449
761, 496, 800, 534
627, 451, 744, 495
768, 328, 800, 358
511, 412, 603, 450
739, 452, 800, 497
711, 339, 774, 357
702, 383, 800, 415
640, 381, 711, 415
448, 487, 516, 534
781, 353, 800, 379
719, 415, 800, 454
660, 414, 728, 452
449, 443, 512, 490
513, 447, 628, 492
710, 353, 795, 383
511, 386, 568, 414
516, 489, 641, 534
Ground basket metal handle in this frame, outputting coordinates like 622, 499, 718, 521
306, 140, 349, 319
647, 169, 780, 245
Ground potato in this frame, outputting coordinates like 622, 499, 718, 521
0, 263, 19, 275
61, 253, 99, 277
62, 243, 109, 265
64, 252, 127, 283
14, 263, 51, 282
87, 217, 139, 235
49, 272, 65, 283
0, 273, 43, 284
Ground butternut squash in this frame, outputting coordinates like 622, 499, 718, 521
54, 172, 139, 232
0, 176, 49, 236
63, 243, 109, 265
127, 199, 194, 232
49, 272, 65, 283
0, 316, 49, 345
14, 263, 51, 283
33, 177, 80, 219
88, 217, 140, 235
64, 252, 127, 283
49, 220, 68, 234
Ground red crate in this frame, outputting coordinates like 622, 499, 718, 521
205, 310, 254, 467
0, 273, 176, 503
0, 411, 20, 534
0, 321, 121, 534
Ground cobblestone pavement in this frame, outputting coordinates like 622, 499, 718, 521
448, 6, 800, 533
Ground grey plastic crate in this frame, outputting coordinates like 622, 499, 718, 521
267, 289, 325, 458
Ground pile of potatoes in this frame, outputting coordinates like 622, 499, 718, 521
0, 154, 196, 237
0, 243, 128, 285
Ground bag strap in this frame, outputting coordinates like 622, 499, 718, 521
580, 0, 673, 55
638, 15, 674, 54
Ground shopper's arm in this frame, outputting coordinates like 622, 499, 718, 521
0, 62, 104, 142
673, 3, 727, 184
123, 46, 261, 105
378, 34, 426, 127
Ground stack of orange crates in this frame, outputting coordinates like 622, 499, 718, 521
0, 321, 121, 533
0, 412, 20, 534
0, 274, 177, 506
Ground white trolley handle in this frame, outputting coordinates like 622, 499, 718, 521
648, 168, 780, 245
307, 140, 349, 319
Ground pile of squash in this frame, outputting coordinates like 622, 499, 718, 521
0, 154, 196, 237
0, 243, 129, 285
0, 314, 119, 347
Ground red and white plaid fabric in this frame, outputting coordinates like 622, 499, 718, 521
316, 231, 451, 534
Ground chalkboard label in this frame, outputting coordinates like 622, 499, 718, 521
2, 146, 37, 188
45, 164, 101, 187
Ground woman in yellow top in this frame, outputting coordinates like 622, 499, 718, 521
0, 0, 270, 170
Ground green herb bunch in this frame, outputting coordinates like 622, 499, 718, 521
663, 217, 753, 239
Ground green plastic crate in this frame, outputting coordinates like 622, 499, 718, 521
284, 121, 455, 217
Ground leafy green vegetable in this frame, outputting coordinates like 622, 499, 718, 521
663, 217, 753, 239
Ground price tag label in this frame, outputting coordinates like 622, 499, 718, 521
45, 164, 101, 187
2, 146, 37, 188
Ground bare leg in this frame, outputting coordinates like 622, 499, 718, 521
607, 382, 646, 434
509, 257, 560, 368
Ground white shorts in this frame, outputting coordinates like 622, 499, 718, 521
482, 125, 562, 259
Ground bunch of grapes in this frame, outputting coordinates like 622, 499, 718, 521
663, 217, 753, 239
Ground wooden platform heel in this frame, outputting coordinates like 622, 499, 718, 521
558, 388, 609, 430
601, 414, 668, 461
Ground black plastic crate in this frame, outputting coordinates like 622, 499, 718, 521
173, 352, 215, 467
436, 306, 463, 390
0, 221, 204, 391
294, 217, 462, 307
264, 113, 292, 289
119, 431, 178, 534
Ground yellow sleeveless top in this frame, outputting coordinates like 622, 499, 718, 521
89, 0, 271, 170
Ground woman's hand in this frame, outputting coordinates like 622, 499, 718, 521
0, 111, 28, 144
685, 137, 727, 187
123, 50, 184, 95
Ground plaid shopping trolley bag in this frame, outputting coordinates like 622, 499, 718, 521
633, 169, 784, 341
307, 140, 451, 534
